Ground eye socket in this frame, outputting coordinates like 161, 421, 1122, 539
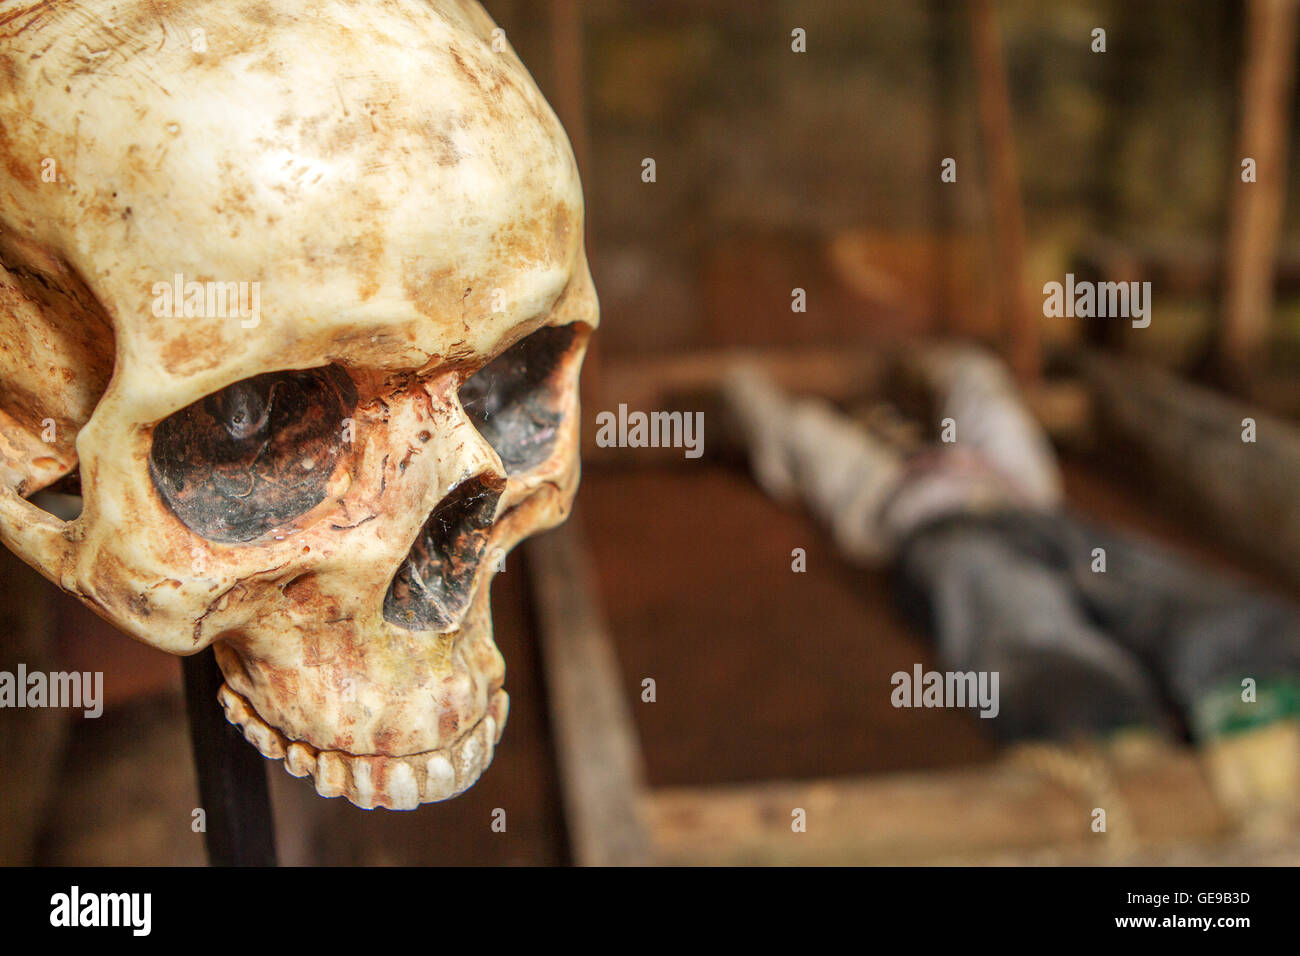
458, 324, 578, 474
149, 365, 357, 543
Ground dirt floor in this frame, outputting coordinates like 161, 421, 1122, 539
581, 464, 998, 787
579, 453, 1300, 791
4, 452, 1294, 865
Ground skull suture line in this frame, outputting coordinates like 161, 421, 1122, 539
0, 0, 597, 809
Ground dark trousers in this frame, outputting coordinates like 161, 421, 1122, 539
894, 509, 1300, 743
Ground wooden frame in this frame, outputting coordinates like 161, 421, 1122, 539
525, 517, 1237, 866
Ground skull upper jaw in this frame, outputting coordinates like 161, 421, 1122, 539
221, 682, 511, 810
213, 587, 510, 810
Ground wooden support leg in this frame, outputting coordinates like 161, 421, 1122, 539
525, 519, 652, 866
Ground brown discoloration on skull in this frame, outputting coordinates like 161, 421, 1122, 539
0, 126, 38, 188
0, 0, 597, 809
400, 264, 464, 323
0, 2, 58, 38
338, 224, 387, 303
159, 325, 232, 376
0, 234, 115, 493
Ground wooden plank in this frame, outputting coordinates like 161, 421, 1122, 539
1075, 234, 1300, 297
525, 518, 653, 865
583, 346, 888, 465
648, 739, 1226, 866
1219, 0, 1299, 379
969, 0, 1039, 383
547, 0, 589, 181
584, 345, 1092, 462
594, 345, 889, 412
1081, 349, 1300, 589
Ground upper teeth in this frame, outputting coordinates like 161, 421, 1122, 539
218, 682, 507, 810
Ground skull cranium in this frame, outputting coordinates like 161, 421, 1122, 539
0, 0, 596, 809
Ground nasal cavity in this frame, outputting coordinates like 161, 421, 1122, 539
383, 473, 504, 631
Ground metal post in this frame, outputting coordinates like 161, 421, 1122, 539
181, 647, 277, 866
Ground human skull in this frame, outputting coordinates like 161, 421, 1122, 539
0, 0, 596, 809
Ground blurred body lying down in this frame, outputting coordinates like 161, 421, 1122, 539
723, 346, 1300, 814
